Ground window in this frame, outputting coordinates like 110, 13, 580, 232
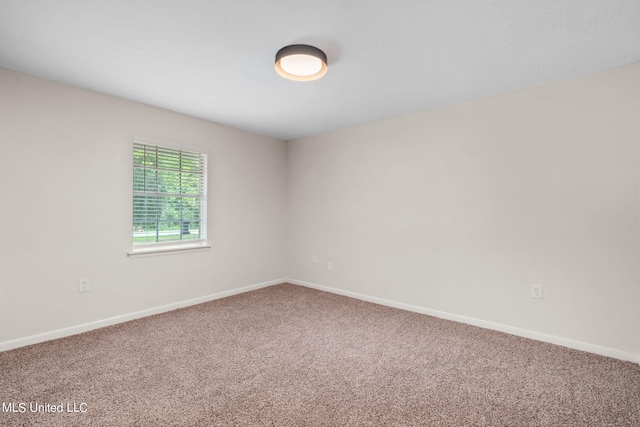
131, 138, 208, 254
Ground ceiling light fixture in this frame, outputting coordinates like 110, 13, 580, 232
275, 44, 328, 81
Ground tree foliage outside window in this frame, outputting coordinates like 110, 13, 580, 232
133, 141, 207, 246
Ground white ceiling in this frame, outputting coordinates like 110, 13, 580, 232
0, 0, 638, 140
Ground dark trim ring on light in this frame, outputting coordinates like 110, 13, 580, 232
275, 44, 328, 81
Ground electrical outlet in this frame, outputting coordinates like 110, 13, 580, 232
327, 261, 333, 271
79, 278, 90, 293
312, 255, 318, 264
531, 284, 543, 299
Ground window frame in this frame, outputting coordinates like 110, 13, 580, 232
127, 136, 210, 258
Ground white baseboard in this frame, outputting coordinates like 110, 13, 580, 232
287, 278, 640, 365
0, 278, 285, 352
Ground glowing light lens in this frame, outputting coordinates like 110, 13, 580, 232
280, 54, 323, 77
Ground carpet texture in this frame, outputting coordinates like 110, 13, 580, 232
1, 283, 639, 426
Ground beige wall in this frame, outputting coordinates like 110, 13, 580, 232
0, 68, 287, 344
287, 64, 640, 360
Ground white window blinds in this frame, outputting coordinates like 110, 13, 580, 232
133, 141, 207, 246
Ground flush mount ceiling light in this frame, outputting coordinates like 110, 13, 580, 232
275, 44, 328, 81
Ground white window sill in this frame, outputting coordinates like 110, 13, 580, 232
127, 244, 211, 259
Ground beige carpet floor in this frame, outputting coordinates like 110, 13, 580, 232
1, 283, 639, 426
